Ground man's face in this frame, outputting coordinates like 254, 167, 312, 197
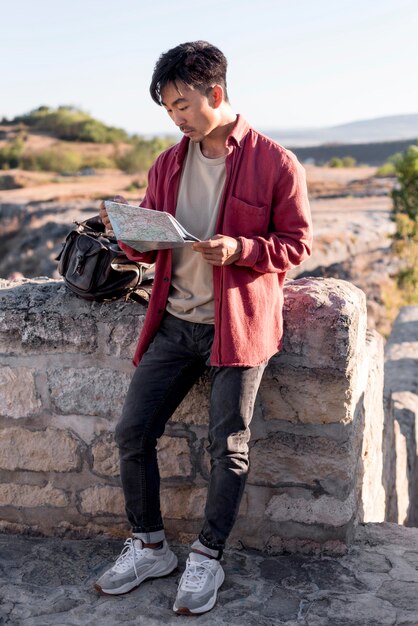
161, 81, 220, 142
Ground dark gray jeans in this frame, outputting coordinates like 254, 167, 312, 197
115, 312, 267, 553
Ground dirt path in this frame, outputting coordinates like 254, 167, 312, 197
0, 169, 143, 204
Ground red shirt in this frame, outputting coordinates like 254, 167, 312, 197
119, 115, 313, 367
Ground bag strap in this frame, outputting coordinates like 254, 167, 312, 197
128, 291, 150, 306
125, 280, 152, 305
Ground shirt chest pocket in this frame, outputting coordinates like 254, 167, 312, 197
224, 195, 269, 237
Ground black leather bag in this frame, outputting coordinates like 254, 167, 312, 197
56, 215, 153, 304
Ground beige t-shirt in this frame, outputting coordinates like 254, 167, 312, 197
166, 141, 226, 323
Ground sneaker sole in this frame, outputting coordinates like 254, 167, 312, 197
95, 552, 178, 596
173, 567, 225, 615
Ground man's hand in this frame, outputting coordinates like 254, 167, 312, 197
192, 234, 242, 266
99, 195, 128, 233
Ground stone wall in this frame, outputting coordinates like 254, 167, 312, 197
384, 306, 418, 526
0, 276, 394, 553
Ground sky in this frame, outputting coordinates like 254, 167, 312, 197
1, 0, 418, 136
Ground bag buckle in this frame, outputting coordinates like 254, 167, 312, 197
75, 253, 85, 275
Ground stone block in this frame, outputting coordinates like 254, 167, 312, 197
0, 366, 41, 418
384, 306, 418, 397
171, 376, 210, 426
0, 310, 97, 354
239, 486, 350, 548
258, 533, 349, 556
91, 433, 119, 477
356, 521, 418, 550
157, 436, 192, 479
359, 330, 386, 523
161, 486, 206, 519
394, 420, 409, 525
384, 305, 418, 525
0, 427, 81, 472
0, 278, 146, 356
260, 364, 351, 424
377, 580, 418, 612
249, 431, 358, 498
389, 391, 418, 524
0, 483, 68, 507
48, 368, 131, 417
79, 486, 125, 516
392, 392, 418, 463
282, 278, 367, 371
106, 314, 145, 358
265, 492, 356, 527
307, 592, 397, 625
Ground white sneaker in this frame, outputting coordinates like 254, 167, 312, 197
94, 538, 177, 595
173, 553, 225, 615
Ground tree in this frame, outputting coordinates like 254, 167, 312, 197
0, 136, 25, 169
391, 144, 418, 222
391, 143, 418, 303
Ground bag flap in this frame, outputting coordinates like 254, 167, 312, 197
75, 234, 104, 257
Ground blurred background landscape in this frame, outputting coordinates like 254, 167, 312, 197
1, 0, 418, 337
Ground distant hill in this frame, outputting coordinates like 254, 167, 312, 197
265, 114, 418, 147
1, 105, 129, 143
0, 106, 174, 174
289, 137, 418, 166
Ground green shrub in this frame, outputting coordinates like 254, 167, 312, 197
21, 147, 83, 173
376, 161, 396, 177
341, 156, 356, 167
12, 105, 129, 143
327, 156, 356, 168
116, 144, 156, 174
327, 157, 343, 168
395, 266, 418, 304
0, 136, 25, 169
389, 142, 418, 303
116, 137, 174, 174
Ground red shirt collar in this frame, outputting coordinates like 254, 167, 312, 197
175, 114, 250, 161
227, 113, 250, 147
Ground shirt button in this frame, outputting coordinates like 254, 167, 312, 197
163, 277, 169, 282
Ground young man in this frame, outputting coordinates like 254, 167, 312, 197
96, 41, 312, 615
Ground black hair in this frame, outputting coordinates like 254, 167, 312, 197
149, 41, 229, 105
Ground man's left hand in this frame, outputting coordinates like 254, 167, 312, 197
192, 234, 242, 266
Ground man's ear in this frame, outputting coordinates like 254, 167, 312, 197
211, 85, 224, 109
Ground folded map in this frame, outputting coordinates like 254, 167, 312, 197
104, 201, 200, 253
